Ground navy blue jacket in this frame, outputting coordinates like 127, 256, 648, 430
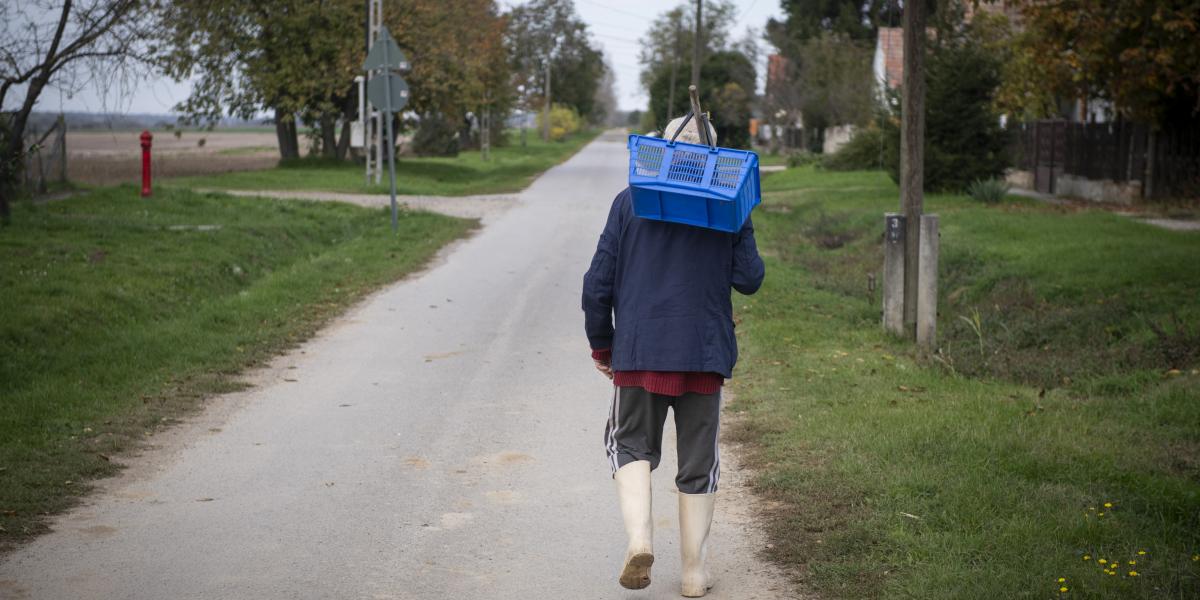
582, 188, 765, 379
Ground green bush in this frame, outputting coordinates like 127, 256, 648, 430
536, 104, 583, 141
786, 150, 822, 168
966, 177, 1011, 204
822, 125, 885, 171
412, 113, 460, 157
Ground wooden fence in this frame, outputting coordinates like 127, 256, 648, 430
1010, 118, 1200, 200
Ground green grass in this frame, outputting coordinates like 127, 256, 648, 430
169, 129, 602, 196
731, 167, 1200, 599
215, 145, 276, 156
0, 186, 473, 549
758, 151, 788, 167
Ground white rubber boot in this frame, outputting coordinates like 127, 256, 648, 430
679, 492, 716, 597
614, 460, 654, 589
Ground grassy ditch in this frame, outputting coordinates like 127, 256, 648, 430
730, 167, 1200, 599
169, 129, 602, 196
0, 186, 472, 550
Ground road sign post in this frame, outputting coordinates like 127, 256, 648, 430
363, 26, 410, 233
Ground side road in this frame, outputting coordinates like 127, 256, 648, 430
205, 189, 518, 224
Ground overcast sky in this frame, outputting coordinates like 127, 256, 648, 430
22, 0, 782, 116
509, 0, 784, 111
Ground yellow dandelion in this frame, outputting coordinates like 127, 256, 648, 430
1129, 571, 1139, 577
1097, 512, 1105, 516
1098, 559, 1107, 564
1104, 502, 1113, 508
1109, 571, 1117, 576
1128, 560, 1136, 565
1082, 555, 1091, 561
1138, 550, 1147, 555
1059, 586, 1068, 593
1057, 577, 1066, 583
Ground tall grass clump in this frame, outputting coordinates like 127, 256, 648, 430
967, 177, 1011, 204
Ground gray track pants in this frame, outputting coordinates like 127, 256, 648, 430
603, 386, 722, 494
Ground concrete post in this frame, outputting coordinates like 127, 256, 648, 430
882, 213, 906, 335
916, 214, 939, 349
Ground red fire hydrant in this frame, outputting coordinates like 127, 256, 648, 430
139, 130, 153, 197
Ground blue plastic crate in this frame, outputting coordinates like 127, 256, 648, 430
626, 134, 760, 233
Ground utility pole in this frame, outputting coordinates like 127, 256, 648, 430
366, 0, 383, 185
690, 0, 703, 88
900, 0, 926, 338
364, 0, 372, 185
543, 57, 552, 142
668, 19, 680, 121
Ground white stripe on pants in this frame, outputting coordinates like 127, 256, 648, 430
603, 386, 721, 494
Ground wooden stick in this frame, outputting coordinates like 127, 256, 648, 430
687, 85, 713, 147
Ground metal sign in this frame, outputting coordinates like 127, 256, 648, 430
367, 75, 409, 113
362, 25, 409, 233
886, 214, 906, 243
363, 27, 409, 72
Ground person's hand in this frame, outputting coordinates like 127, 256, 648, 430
594, 359, 613, 380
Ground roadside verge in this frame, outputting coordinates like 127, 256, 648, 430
0, 185, 473, 552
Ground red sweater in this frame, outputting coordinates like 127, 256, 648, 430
591, 349, 723, 397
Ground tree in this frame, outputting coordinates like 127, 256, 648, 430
648, 50, 755, 149
638, 1, 736, 100
793, 32, 875, 151
159, 0, 511, 161
1001, 0, 1200, 126
391, 0, 511, 153
766, 0, 901, 54
157, 0, 362, 161
592, 58, 619, 127
639, 1, 756, 145
982, 13, 1058, 122
507, 0, 606, 126
765, 0, 912, 149
879, 12, 1007, 191
1, 0, 150, 224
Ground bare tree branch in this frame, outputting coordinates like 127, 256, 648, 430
2, 0, 152, 222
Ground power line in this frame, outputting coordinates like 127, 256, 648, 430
737, 0, 760, 21
576, 0, 653, 20
586, 17, 651, 32
591, 31, 642, 45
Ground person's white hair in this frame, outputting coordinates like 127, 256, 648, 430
664, 115, 717, 145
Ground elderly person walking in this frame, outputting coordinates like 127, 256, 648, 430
581, 116, 765, 597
